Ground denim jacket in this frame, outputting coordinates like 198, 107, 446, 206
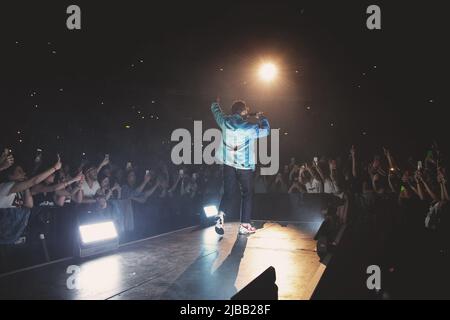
211, 102, 270, 170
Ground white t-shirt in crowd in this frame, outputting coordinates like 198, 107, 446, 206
305, 178, 323, 193
0, 182, 17, 208
81, 180, 100, 197
324, 178, 340, 194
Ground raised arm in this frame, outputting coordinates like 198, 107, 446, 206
306, 163, 320, 182
168, 174, 181, 193
132, 180, 161, 203
441, 182, 449, 201
298, 167, 306, 185
419, 175, 438, 202
102, 183, 120, 201
54, 174, 84, 204
350, 145, 357, 178
315, 162, 326, 182
136, 172, 151, 193
10, 155, 62, 194
383, 147, 398, 171
0, 149, 14, 172
288, 181, 301, 194
413, 171, 425, 200
144, 180, 161, 198
31, 173, 83, 195
437, 169, 449, 201
211, 98, 226, 128
96, 155, 110, 175
289, 165, 299, 182
371, 175, 384, 194
71, 184, 84, 204
387, 173, 397, 193
247, 114, 270, 139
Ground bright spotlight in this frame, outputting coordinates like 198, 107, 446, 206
79, 221, 118, 244
258, 63, 277, 82
203, 205, 218, 218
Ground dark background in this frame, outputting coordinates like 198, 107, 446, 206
1, 0, 447, 168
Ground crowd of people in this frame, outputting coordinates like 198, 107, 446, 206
256, 144, 448, 236
261, 143, 449, 298
0, 147, 225, 247
1, 140, 449, 292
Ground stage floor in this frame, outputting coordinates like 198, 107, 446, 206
0, 221, 323, 300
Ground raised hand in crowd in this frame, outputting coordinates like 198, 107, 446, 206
350, 145, 357, 178
97, 154, 110, 174
9, 154, 62, 195
0, 148, 14, 171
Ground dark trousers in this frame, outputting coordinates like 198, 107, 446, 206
219, 165, 254, 224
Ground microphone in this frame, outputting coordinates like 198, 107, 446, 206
248, 112, 264, 117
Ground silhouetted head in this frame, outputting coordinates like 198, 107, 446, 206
231, 100, 249, 117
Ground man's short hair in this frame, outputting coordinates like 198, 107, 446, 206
231, 100, 247, 115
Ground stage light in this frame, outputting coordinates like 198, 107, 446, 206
203, 205, 218, 218
79, 221, 118, 244
77, 220, 119, 258
258, 63, 277, 82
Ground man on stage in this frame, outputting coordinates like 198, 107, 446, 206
211, 98, 270, 235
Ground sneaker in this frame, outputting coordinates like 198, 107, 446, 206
239, 224, 256, 235
215, 211, 225, 235
14, 236, 27, 245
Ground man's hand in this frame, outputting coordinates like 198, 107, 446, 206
377, 167, 387, 176
53, 154, 62, 171
112, 183, 121, 191
350, 145, 356, 157
144, 172, 151, 183
100, 154, 110, 167
0, 148, 14, 171
255, 112, 264, 119
71, 172, 84, 183
34, 149, 43, 164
